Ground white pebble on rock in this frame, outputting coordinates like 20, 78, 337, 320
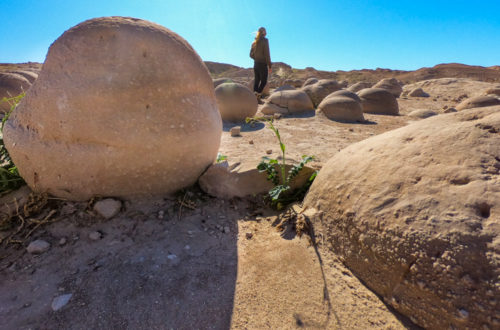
93, 199, 122, 219
88, 231, 102, 241
27, 240, 50, 254
51, 293, 72, 311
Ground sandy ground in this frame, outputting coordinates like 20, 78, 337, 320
1, 78, 498, 329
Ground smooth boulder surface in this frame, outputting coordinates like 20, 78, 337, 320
10, 70, 38, 83
373, 78, 403, 97
303, 106, 500, 329
358, 88, 399, 115
0, 73, 31, 112
456, 95, 500, 110
213, 77, 233, 88
326, 89, 361, 103
347, 81, 373, 93
484, 87, 500, 96
4, 17, 222, 200
407, 109, 438, 119
215, 82, 257, 122
317, 96, 364, 122
266, 90, 314, 114
301, 79, 342, 107
302, 77, 318, 87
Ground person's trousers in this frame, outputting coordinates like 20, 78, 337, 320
253, 62, 268, 93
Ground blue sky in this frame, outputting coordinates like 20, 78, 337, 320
1, 0, 499, 71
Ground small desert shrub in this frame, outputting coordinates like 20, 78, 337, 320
0, 92, 25, 194
247, 117, 317, 209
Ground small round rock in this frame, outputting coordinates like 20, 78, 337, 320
93, 199, 122, 219
88, 231, 102, 241
27, 240, 50, 254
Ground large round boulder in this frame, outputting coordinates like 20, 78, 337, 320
3, 17, 222, 201
456, 95, 500, 110
347, 81, 373, 93
303, 106, 500, 329
0, 73, 31, 113
408, 87, 429, 97
358, 88, 399, 115
373, 78, 403, 97
302, 77, 318, 87
326, 89, 361, 103
215, 82, 257, 122
267, 90, 314, 113
317, 96, 364, 122
213, 77, 233, 88
301, 79, 342, 107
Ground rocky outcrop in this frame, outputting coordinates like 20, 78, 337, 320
301, 79, 342, 107
215, 82, 257, 122
3, 17, 222, 201
456, 95, 500, 110
317, 96, 364, 122
358, 88, 399, 115
303, 106, 500, 329
373, 78, 403, 97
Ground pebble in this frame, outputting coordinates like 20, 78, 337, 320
230, 126, 241, 137
249, 140, 254, 145
273, 113, 282, 119
51, 293, 72, 311
245, 232, 253, 239
27, 240, 50, 254
266, 149, 272, 154
223, 226, 230, 234
93, 199, 122, 219
158, 210, 164, 219
88, 231, 102, 241
167, 254, 177, 260
58, 237, 67, 246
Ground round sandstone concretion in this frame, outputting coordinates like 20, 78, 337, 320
347, 81, 373, 93
0, 72, 32, 113
373, 78, 403, 97
10, 70, 38, 84
358, 88, 399, 115
301, 79, 341, 107
302, 77, 318, 87
304, 106, 500, 329
215, 82, 257, 122
408, 87, 429, 97
267, 90, 314, 113
317, 96, 364, 122
213, 77, 233, 88
326, 89, 361, 103
456, 95, 500, 110
3, 17, 222, 201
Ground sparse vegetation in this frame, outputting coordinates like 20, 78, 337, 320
247, 117, 317, 209
0, 93, 25, 194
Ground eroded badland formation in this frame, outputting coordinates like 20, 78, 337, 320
0, 17, 499, 329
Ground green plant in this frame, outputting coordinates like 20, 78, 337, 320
0, 92, 26, 194
216, 153, 227, 163
247, 117, 316, 208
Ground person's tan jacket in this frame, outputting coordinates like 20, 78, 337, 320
250, 37, 271, 68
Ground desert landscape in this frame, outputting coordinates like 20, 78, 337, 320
0, 17, 499, 330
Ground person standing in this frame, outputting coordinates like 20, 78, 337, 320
250, 27, 272, 100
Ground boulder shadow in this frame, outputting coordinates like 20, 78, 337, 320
285, 110, 316, 119
222, 121, 265, 132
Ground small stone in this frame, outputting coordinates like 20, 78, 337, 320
88, 231, 102, 241
458, 309, 469, 319
51, 294, 72, 311
58, 237, 67, 246
158, 210, 164, 219
27, 240, 50, 254
245, 232, 253, 239
444, 107, 457, 113
249, 140, 254, 145
184, 245, 190, 250
167, 254, 177, 260
224, 226, 230, 233
93, 198, 122, 219
230, 126, 241, 137
273, 113, 282, 119
266, 149, 272, 154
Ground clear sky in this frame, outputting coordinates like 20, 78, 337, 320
1, 0, 499, 71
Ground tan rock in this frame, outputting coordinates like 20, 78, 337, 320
304, 106, 500, 329
373, 78, 403, 97
317, 96, 364, 122
3, 17, 222, 200
456, 95, 500, 110
260, 102, 289, 115
484, 87, 500, 96
408, 87, 429, 97
230, 126, 241, 137
326, 89, 361, 103
282, 79, 303, 88
213, 77, 233, 88
0, 73, 31, 113
301, 79, 342, 107
199, 160, 315, 199
302, 77, 318, 87
407, 109, 437, 119
9, 70, 38, 84
267, 90, 314, 114
358, 88, 399, 115
347, 81, 373, 93
215, 82, 257, 122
